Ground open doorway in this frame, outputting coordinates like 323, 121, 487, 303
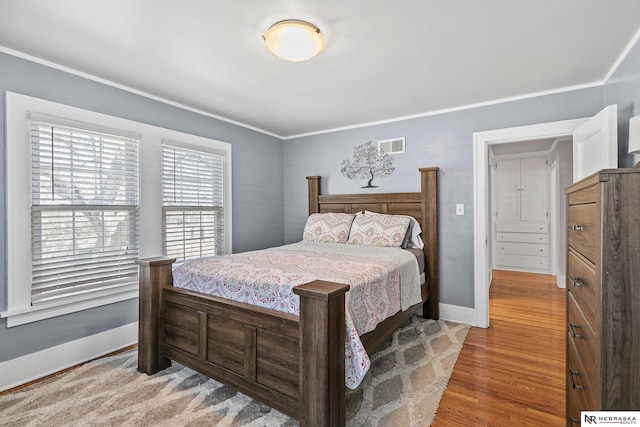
489, 138, 572, 281
472, 118, 587, 328
473, 106, 618, 328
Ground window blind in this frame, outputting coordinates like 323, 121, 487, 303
30, 120, 139, 304
162, 143, 225, 261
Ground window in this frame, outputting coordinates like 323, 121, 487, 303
162, 143, 226, 261
30, 118, 139, 304
2, 92, 232, 326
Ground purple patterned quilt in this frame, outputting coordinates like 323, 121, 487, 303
172, 241, 421, 389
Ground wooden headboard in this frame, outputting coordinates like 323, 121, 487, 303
306, 167, 439, 319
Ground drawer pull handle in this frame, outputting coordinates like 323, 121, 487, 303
569, 417, 579, 425
569, 370, 584, 390
569, 323, 583, 339
569, 276, 584, 287
569, 225, 584, 231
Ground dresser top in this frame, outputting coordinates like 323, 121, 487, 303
565, 168, 640, 194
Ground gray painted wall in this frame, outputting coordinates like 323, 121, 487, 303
283, 89, 609, 308
604, 36, 640, 168
283, 36, 640, 310
0, 52, 284, 362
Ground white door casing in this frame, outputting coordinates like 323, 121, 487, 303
549, 157, 559, 279
473, 118, 588, 328
474, 106, 618, 328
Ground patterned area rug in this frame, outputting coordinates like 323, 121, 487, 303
0, 317, 469, 427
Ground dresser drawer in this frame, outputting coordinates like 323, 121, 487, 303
567, 250, 599, 332
567, 374, 591, 425
567, 337, 599, 410
567, 292, 599, 385
496, 222, 548, 233
496, 242, 548, 256
568, 183, 598, 205
568, 203, 599, 264
495, 254, 549, 270
496, 232, 548, 244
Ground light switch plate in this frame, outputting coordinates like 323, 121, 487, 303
456, 203, 464, 215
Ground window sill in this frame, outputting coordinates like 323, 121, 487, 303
0, 286, 138, 327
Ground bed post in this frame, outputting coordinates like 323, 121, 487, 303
306, 176, 321, 215
136, 257, 175, 374
293, 280, 350, 427
420, 167, 440, 320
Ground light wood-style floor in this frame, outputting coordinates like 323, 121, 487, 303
433, 270, 566, 426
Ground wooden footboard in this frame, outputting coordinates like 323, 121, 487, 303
137, 258, 349, 426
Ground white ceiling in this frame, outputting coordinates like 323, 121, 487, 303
1, 1, 640, 139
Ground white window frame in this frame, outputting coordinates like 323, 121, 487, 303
162, 141, 227, 262
1, 92, 232, 327
29, 115, 141, 305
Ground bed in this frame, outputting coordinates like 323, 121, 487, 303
136, 167, 439, 426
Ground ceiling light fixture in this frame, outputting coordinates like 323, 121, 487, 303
262, 19, 325, 62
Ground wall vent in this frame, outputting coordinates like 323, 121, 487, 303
378, 137, 405, 155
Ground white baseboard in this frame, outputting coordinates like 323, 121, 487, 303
439, 303, 479, 327
0, 322, 137, 392
557, 274, 566, 288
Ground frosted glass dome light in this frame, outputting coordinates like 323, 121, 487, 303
263, 20, 325, 62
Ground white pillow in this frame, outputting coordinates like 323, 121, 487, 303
302, 213, 355, 243
363, 210, 424, 249
347, 213, 411, 247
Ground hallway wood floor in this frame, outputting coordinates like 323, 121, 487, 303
432, 270, 566, 426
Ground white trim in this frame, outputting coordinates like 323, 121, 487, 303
439, 303, 478, 327
284, 81, 603, 139
549, 156, 559, 277
603, 25, 640, 83
0, 46, 605, 142
0, 322, 137, 392
473, 118, 588, 328
3, 25, 638, 141
0, 46, 281, 139
557, 274, 567, 289
0, 288, 137, 327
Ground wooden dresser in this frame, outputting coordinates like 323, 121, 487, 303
565, 168, 640, 425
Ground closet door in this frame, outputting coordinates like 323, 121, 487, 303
494, 158, 520, 222
520, 157, 548, 222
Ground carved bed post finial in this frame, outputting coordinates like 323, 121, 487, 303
306, 176, 321, 215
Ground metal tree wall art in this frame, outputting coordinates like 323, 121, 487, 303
341, 141, 395, 188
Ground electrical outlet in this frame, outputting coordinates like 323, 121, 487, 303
456, 204, 464, 215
